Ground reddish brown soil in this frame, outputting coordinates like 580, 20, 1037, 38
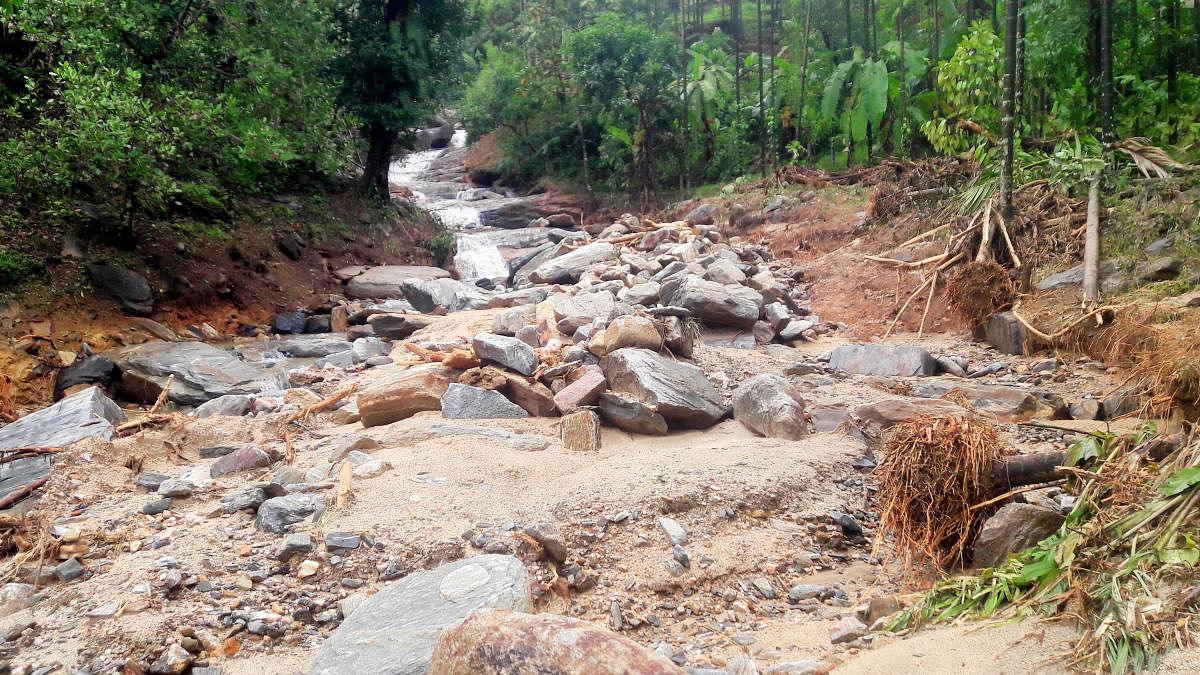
0, 190, 438, 414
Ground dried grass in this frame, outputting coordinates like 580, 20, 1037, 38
874, 415, 1010, 571
0, 512, 58, 584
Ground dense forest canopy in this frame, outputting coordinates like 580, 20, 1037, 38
0, 0, 1196, 223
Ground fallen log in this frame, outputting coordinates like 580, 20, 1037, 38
988, 452, 1067, 493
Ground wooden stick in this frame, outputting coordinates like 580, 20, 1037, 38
1010, 302, 1133, 343
884, 274, 937, 339
975, 197, 995, 262
114, 414, 174, 437
1082, 177, 1101, 310
335, 461, 352, 508
283, 383, 358, 426
0, 476, 50, 509
284, 429, 295, 465
995, 209, 1022, 268
970, 479, 1067, 511
864, 252, 949, 268
918, 271, 939, 338
898, 221, 954, 248
147, 375, 173, 415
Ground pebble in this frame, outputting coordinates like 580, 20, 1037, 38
296, 560, 320, 578
658, 516, 688, 546
142, 498, 172, 515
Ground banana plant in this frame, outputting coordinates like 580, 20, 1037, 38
821, 48, 889, 157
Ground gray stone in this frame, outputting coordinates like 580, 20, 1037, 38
472, 333, 538, 376
256, 494, 320, 534
1102, 387, 1143, 420
142, 498, 172, 515
325, 532, 361, 550
974, 503, 1064, 568
522, 523, 567, 563
828, 344, 938, 377
376, 419, 549, 452
367, 313, 432, 340
1069, 399, 1102, 420
441, 384, 528, 419
659, 275, 762, 329
1139, 256, 1181, 282
909, 380, 1048, 421
448, 288, 493, 313
854, 398, 969, 428
402, 278, 469, 313
87, 264, 153, 314
53, 354, 118, 400
309, 555, 531, 675
764, 302, 791, 331
345, 266, 451, 299
597, 393, 669, 436
765, 661, 822, 675
268, 335, 354, 358
659, 517, 688, 546
683, 203, 717, 225
220, 488, 267, 513
209, 444, 271, 477
808, 402, 850, 433
984, 312, 1028, 355
529, 242, 617, 284
55, 557, 86, 582
156, 479, 194, 498
617, 281, 662, 306
109, 342, 288, 406
0, 386, 125, 451
134, 472, 169, 491
732, 374, 808, 440
491, 305, 536, 336
1036, 261, 1123, 292
600, 348, 728, 429
198, 445, 238, 459
705, 258, 746, 285
275, 533, 315, 561
1145, 233, 1178, 256
789, 584, 828, 602
194, 394, 253, 418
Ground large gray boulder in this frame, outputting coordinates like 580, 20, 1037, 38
0, 386, 125, 451
529, 242, 616, 284
260, 335, 353, 358
0, 386, 125, 504
659, 275, 762, 329
87, 264, 153, 315
109, 341, 288, 406
984, 312, 1028, 355
472, 333, 538, 376
1036, 261, 1127, 293
732, 374, 808, 440
441, 384, 528, 419
600, 348, 728, 429
828, 344, 938, 377
345, 266, 451, 299
402, 278, 469, 313
309, 555, 531, 675
973, 503, 1064, 568
256, 494, 320, 534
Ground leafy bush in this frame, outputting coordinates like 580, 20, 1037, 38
0, 248, 43, 287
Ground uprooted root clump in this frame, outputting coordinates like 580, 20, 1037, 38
944, 261, 1016, 327
874, 414, 1008, 571
891, 428, 1200, 673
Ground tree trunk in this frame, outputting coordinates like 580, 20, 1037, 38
735, 0, 742, 105
988, 452, 1067, 494
758, 0, 766, 177
1166, 0, 1179, 104
864, 0, 873, 163
898, 2, 908, 154
681, 0, 689, 190
360, 120, 396, 201
999, 0, 1018, 245
796, 0, 813, 149
1015, 6, 1027, 130
1082, 177, 1101, 307
1100, 0, 1114, 142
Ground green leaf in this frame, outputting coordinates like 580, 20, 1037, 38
1157, 548, 1200, 566
859, 59, 888, 130
1159, 467, 1200, 497
1066, 437, 1101, 466
606, 126, 633, 148
850, 104, 868, 143
821, 59, 855, 122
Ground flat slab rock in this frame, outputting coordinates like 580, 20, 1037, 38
441, 383, 528, 419
0, 387, 127, 503
369, 419, 549, 452
108, 341, 289, 406
345, 265, 451, 299
309, 555, 531, 675
600, 348, 728, 429
828, 344, 938, 377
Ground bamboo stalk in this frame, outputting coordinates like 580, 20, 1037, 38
1082, 177, 1102, 309
918, 270, 938, 338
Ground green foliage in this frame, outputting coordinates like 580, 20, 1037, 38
0, 0, 348, 216
425, 230, 456, 265
921, 22, 1002, 154
0, 248, 43, 287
